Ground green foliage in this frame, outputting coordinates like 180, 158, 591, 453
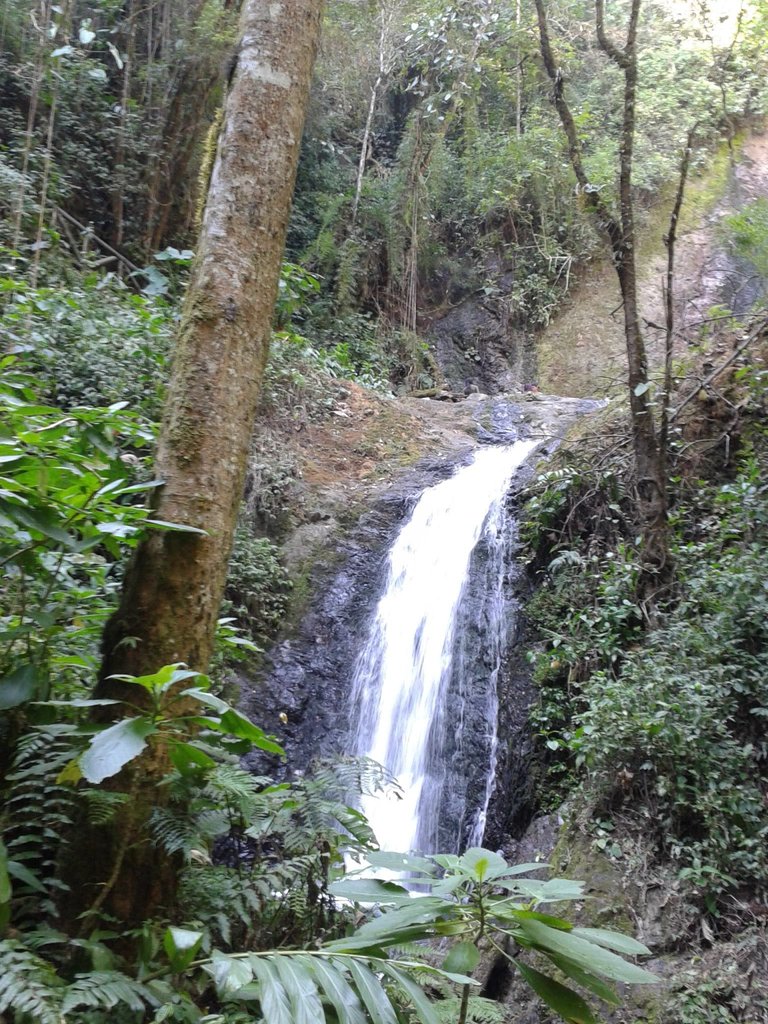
177, 757, 393, 951
2, 729, 77, 915
325, 845, 655, 1023
1, 0, 235, 256
224, 527, 293, 646
661, 930, 768, 1024
60, 664, 283, 785
724, 197, 768, 284
0, 357, 165, 702
528, 429, 768, 905
571, 463, 768, 904
0, 939, 66, 1024
2, 270, 172, 419
178, 845, 654, 1024
0, 938, 157, 1023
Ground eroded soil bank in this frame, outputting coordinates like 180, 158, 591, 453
536, 132, 768, 398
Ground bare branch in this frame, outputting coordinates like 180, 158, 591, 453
660, 128, 697, 451
595, 0, 629, 68
672, 316, 768, 421
533, 0, 621, 251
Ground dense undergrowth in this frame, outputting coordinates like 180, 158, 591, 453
524, 350, 768, 921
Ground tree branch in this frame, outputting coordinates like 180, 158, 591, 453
660, 127, 697, 454
595, 0, 629, 67
533, 0, 622, 253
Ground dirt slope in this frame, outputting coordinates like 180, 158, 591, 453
537, 131, 768, 398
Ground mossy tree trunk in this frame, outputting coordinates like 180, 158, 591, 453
101, 0, 324, 681
63, 0, 324, 931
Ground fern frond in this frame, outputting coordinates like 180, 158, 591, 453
80, 789, 130, 825
2, 728, 78, 913
204, 765, 263, 806
149, 806, 228, 858
433, 995, 507, 1023
61, 970, 156, 1013
0, 939, 65, 1024
205, 950, 444, 1024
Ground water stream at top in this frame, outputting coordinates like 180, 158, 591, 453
351, 439, 538, 854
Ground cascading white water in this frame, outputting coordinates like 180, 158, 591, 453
351, 439, 538, 854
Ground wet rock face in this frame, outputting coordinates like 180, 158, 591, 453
240, 394, 599, 845
427, 294, 534, 395
239, 458, 466, 776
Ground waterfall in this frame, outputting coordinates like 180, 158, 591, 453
351, 439, 538, 855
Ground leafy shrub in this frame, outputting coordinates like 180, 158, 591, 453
531, 443, 768, 905
724, 197, 768, 282
2, 272, 171, 420
224, 527, 293, 646
0, 357, 161, 704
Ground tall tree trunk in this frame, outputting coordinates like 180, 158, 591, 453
101, 0, 324, 682
61, 0, 324, 931
534, 0, 670, 595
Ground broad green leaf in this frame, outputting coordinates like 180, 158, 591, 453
0, 502, 77, 547
546, 953, 620, 1007
328, 898, 447, 950
517, 920, 657, 984
273, 956, 324, 1024
169, 741, 216, 774
0, 664, 44, 709
328, 877, 413, 906
204, 950, 253, 994
498, 862, 550, 876
382, 963, 438, 1024
393, 960, 478, 987
37, 699, 120, 707
95, 522, 138, 538
108, 664, 201, 693
498, 877, 585, 902
570, 927, 652, 956
347, 960, 398, 1024
163, 927, 203, 972
458, 847, 509, 882
493, 907, 573, 931
363, 851, 437, 876
111, 479, 164, 496
0, 840, 10, 903
515, 960, 597, 1024
181, 688, 230, 714
249, 958, 292, 1024
430, 873, 464, 897
79, 717, 156, 783
7, 859, 46, 893
306, 956, 367, 1024
200, 709, 284, 755
144, 518, 207, 535
430, 854, 459, 870
57, 759, 83, 785
442, 941, 480, 975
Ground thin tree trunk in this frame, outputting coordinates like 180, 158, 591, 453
28, 91, 57, 290
352, 4, 392, 227
112, 0, 135, 252
660, 129, 696, 457
11, 0, 51, 249
515, 0, 522, 138
535, 0, 670, 591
